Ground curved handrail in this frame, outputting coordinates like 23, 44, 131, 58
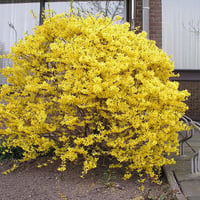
179, 115, 194, 156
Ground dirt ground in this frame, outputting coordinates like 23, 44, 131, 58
0, 157, 176, 200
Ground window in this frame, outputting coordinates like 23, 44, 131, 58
162, 0, 200, 70
0, 0, 127, 84
0, 1, 40, 84
46, 1, 125, 22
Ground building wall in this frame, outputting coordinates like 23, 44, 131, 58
135, 0, 162, 48
135, 0, 142, 31
149, 0, 162, 48
135, 0, 200, 120
178, 81, 200, 121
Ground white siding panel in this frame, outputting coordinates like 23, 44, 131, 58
162, 0, 200, 69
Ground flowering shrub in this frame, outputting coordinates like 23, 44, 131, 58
0, 13, 189, 179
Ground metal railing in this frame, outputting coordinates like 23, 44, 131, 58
179, 115, 200, 174
179, 115, 194, 156
190, 120, 200, 173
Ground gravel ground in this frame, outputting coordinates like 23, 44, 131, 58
0, 157, 176, 200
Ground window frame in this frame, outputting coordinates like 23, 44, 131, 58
0, 0, 131, 24
0, 0, 134, 84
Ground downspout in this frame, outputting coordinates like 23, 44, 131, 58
131, 0, 135, 29
39, 0, 45, 25
142, 0, 149, 38
126, 0, 135, 30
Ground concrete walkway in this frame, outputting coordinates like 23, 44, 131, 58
164, 129, 200, 200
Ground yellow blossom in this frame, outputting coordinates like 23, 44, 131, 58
0, 11, 189, 181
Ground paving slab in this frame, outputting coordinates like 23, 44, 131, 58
175, 172, 200, 182
164, 129, 200, 200
174, 167, 191, 179
187, 197, 200, 200
179, 154, 194, 159
179, 180, 200, 197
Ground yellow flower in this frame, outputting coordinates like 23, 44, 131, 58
0, 11, 189, 181
115, 15, 122, 21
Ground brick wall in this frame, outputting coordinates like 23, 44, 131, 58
135, 0, 162, 48
135, 0, 142, 32
149, 0, 162, 48
178, 81, 200, 121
